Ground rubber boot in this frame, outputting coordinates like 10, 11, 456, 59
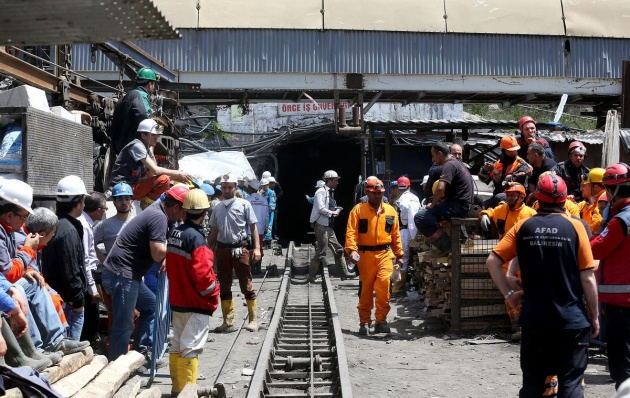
169, 353, 182, 397
392, 271, 407, 295
1, 320, 51, 371
335, 256, 355, 280
430, 233, 452, 258
17, 332, 63, 365
245, 299, 258, 332
214, 300, 235, 333
178, 356, 198, 390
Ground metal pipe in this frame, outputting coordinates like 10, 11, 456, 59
352, 106, 360, 127
338, 106, 347, 127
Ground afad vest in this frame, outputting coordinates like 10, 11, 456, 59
598, 204, 630, 306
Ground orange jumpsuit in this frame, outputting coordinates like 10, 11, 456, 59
532, 199, 580, 217
345, 202, 403, 326
577, 190, 605, 234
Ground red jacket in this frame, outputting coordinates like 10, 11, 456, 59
166, 220, 219, 315
591, 198, 630, 306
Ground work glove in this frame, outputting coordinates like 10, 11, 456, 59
231, 247, 242, 258
480, 215, 491, 232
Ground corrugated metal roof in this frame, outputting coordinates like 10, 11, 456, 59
368, 117, 520, 130
72, 30, 630, 79
476, 130, 604, 145
0, 0, 180, 46
620, 129, 630, 153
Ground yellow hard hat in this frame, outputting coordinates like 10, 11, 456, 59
432, 180, 439, 194
182, 189, 209, 214
588, 168, 606, 184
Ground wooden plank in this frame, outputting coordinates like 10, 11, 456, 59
177, 384, 199, 398
461, 289, 504, 300
461, 278, 497, 290
135, 387, 162, 398
112, 375, 142, 398
53, 355, 108, 397
73, 351, 145, 398
42, 347, 94, 384
460, 304, 507, 318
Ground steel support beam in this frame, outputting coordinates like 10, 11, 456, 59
0, 51, 93, 104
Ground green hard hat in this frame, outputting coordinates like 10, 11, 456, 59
136, 67, 158, 82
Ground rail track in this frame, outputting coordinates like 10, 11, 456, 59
245, 242, 353, 398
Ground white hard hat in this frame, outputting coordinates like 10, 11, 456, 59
219, 173, 238, 184
315, 180, 325, 189
323, 170, 339, 180
262, 171, 272, 179
137, 119, 163, 135
56, 175, 88, 200
0, 179, 33, 214
248, 179, 261, 190
268, 176, 276, 183
260, 178, 269, 186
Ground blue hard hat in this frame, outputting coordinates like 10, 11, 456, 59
390, 181, 398, 187
215, 185, 221, 192
200, 183, 215, 196
112, 183, 133, 197
203, 179, 212, 185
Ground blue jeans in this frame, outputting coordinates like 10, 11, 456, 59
15, 278, 65, 351
414, 199, 469, 237
143, 263, 160, 295
102, 268, 155, 361
63, 302, 84, 341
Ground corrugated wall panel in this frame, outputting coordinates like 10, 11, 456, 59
72, 30, 630, 78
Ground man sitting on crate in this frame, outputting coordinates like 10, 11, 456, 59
109, 118, 192, 204
345, 178, 404, 336
486, 172, 599, 398
414, 143, 474, 257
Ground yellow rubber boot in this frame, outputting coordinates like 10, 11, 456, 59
169, 353, 182, 396
214, 299, 235, 333
178, 356, 198, 389
392, 271, 407, 294
245, 299, 258, 332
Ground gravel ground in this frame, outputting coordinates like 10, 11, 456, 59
134, 253, 616, 398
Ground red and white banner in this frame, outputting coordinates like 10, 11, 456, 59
278, 101, 352, 116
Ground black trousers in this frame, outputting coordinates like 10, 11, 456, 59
520, 327, 590, 398
605, 304, 630, 389
80, 293, 100, 343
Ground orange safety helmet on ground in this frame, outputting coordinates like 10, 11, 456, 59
365, 178, 385, 193
568, 141, 586, 156
536, 172, 568, 203
166, 184, 189, 203
504, 182, 526, 197
519, 116, 536, 131
500, 136, 520, 151
397, 176, 411, 188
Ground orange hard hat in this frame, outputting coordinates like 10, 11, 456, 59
504, 183, 526, 197
519, 116, 536, 130
500, 136, 520, 151
365, 178, 385, 193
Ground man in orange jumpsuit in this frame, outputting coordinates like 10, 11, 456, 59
577, 168, 606, 234
345, 178, 403, 335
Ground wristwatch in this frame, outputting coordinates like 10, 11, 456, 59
504, 290, 515, 299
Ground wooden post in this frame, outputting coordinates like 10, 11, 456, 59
52, 355, 108, 397
369, 126, 376, 176
622, 60, 630, 128
112, 375, 142, 398
41, 347, 94, 384
73, 350, 146, 398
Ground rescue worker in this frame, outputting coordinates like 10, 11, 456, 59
93, 182, 134, 264
450, 143, 463, 160
199, 183, 215, 229
166, 189, 219, 396
42, 175, 89, 341
360, 176, 389, 204
111, 67, 158, 154
346, 178, 404, 335
487, 172, 599, 397
414, 143, 474, 256
208, 173, 262, 333
309, 170, 353, 282
268, 176, 282, 240
479, 183, 536, 336
109, 118, 192, 202
577, 168, 606, 234
391, 176, 420, 295
389, 180, 400, 205
478, 135, 530, 208
590, 162, 630, 389
260, 178, 276, 246
102, 184, 188, 361
516, 116, 555, 160
246, 179, 269, 275
526, 142, 557, 202
553, 141, 589, 202
306, 180, 325, 204
236, 175, 249, 199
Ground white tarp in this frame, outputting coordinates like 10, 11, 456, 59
178, 151, 255, 182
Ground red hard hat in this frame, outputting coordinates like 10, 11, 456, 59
166, 184, 189, 203
536, 172, 568, 203
504, 183, 526, 197
397, 176, 411, 188
602, 163, 630, 186
500, 136, 520, 151
519, 116, 536, 130
568, 141, 586, 155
